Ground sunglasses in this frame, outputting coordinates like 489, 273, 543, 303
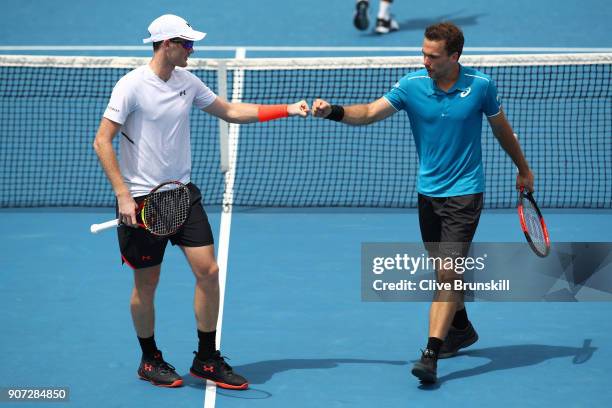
169, 38, 194, 50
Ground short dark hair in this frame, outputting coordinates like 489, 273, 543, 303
424, 22, 464, 58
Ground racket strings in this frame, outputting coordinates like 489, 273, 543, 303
523, 200, 547, 252
143, 186, 190, 236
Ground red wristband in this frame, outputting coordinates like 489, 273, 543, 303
258, 104, 288, 122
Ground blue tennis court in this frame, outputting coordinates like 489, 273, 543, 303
1, 209, 612, 407
1, 1, 611, 407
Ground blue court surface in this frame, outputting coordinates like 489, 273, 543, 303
1, 1, 612, 407
1, 209, 612, 407
1, 0, 611, 57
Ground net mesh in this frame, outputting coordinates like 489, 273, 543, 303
1, 54, 610, 208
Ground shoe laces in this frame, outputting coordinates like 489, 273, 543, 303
420, 348, 437, 359
152, 352, 176, 374
194, 350, 235, 373
157, 360, 177, 374
212, 351, 234, 373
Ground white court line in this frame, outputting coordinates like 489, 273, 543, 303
203, 46, 246, 408
0, 45, 611, 53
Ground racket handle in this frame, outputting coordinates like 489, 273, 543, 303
90, 219, 120, 234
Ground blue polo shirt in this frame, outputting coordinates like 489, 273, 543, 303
384, 64, 502, 197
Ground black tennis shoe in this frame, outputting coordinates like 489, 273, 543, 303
190, 351, 249, 390
411, 349, 438, 383
439, 322, 479, 359
137, 351, 183, 387
353, 0, 370, 30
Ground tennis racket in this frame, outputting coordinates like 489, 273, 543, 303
90, 181, 191, 236
517, 187, 550, 257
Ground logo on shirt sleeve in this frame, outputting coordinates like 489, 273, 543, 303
106, 105, 120, 113
179, 90, 187, 96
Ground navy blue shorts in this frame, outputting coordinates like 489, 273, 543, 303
117, 183, 214, 269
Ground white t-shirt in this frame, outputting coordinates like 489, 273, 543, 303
103, 65, 217, 197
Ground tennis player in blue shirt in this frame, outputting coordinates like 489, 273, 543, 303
313, 21, 534, 384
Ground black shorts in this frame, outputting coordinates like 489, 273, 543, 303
117, 183, 214, 269
418, 192, 483, 258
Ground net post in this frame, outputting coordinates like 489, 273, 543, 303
221, 49, 246, 211
216, 61, 229, 173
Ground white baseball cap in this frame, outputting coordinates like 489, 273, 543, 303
142, 14, 206, 44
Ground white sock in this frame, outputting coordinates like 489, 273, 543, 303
377, 1, 391, 20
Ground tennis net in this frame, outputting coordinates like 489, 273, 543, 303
1, 53, 610, 208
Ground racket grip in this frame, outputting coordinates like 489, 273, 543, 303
90, 219, 120, 234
